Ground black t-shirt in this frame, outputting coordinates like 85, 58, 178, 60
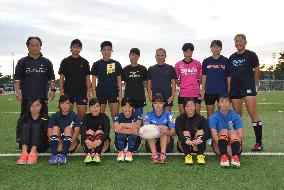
175, 113, 210, 142
14, 54, 55, 100
148, 64, 177, 99
122, 64, 147, 101
91, 59, 122, 95
81, 113, 110, 142
58, 56, 90, 96
229, 50, 259, 89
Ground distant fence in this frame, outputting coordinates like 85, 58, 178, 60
259, 80, 284, 91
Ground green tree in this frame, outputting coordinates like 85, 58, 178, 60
274, 52, 284, 80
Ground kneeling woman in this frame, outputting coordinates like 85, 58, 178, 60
81, 98, 111, 163
209, 95, 244, 168
113, 98, 142, 162
175, 98, 210, 165
143, 94, 176, 164
17, 98, 49, 165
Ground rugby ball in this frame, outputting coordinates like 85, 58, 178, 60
139, 124, 161, 139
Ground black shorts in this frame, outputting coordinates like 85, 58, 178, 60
204, 94, 219, 105
68, 95, 88, 105
230, 87, 257, 99
178, 96, 202, 104
145, 136, 174, 153
97, 92, 119, 104
132, 100, 146, 108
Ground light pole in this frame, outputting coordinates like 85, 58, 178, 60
12, 53, 15, 94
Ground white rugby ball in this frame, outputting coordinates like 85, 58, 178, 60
139, 124, 161, 139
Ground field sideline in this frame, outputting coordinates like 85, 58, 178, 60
0, 92, 283, 190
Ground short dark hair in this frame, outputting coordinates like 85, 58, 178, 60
156, 48, 166, 56
152, 93, 164, 103
101, 41, 112, 50
182, 43, 194, 51
129, 48, 140, 56
182, 98, 197, 109
210, 40, 222, 48
218, 94, 231, 102
59, 94, 71, 104
26, 36, 42, 47
89, 98, 100, 107
121, 97, 134, 107
70, 39, 82, 48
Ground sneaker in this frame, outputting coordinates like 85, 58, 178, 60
27, 153, 38, 164
184, 154, 193, 165
231, 155, 240, 168
197, 154, 206, 165
117, 151, 125, 162
84, 154, 93, 164
125, 151, 133, 162
58, 154, 67, 164
151, 152, 159, 164
220, 155, 230, 168
92, 153, 101, 163
251, 143, 263, 151
49, 154, 58, 165
17, 153, 28, 165
159, 153, 167, 164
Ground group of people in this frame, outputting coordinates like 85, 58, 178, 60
14, 34, 263, 169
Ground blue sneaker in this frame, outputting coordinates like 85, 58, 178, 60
49, 155, 58, 165
58, 154, 67, 164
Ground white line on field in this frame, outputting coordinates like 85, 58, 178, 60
0, 152, 283, 157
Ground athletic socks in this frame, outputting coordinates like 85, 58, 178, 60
62, 136, 72, 156
218, 134, 228, 156
253, 121, 262, 145
230, 139, 241, 156
49, 135, 59, 155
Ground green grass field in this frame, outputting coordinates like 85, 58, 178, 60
0, 92, 283, 190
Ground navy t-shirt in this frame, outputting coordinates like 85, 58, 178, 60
122, 64, 147, 101
58, 56, 90, 97
14, 54, 55, 100
91, 59, 122, 95
202, 55, 230, 94
148, 64, 177, 99
229, 50, 259, 90
113, 113, 143, 124
48, 111, 81, 130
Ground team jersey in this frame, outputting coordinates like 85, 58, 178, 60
175, 59, 202, 97
143, 110, 175, 129
48, 111, 81, 130
202, 55, 230, 94
229, 50, 259, 90
113, 112, 143, 124
209, 109, 243, 133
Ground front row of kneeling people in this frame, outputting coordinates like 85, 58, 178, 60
17, 93, 243, 168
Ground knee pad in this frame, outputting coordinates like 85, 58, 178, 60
95, 133, 103, 140
196, 135, 203, 141
218, 134, 228, 141
86, 134, 94, 141
230, 138, 240, 144
63, 136, 72, 143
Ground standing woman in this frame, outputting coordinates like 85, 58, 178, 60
17, 98, 49, 165
229, 34, 263, 151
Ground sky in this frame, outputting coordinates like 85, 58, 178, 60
0, 0, 283, 78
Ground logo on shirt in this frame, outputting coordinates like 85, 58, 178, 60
169, 115, 175, 123
107, 63, 116, 74
26, 67, 47, 74
98, 125, 102, 129
232, 59, 246, 67
207, 65, 226, 70
68, 121, 75, 128
228, 121, 234, 130
180, 67, 197, 75
129, 71, 141, 78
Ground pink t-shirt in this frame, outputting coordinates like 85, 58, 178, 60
175, 59, 202, 97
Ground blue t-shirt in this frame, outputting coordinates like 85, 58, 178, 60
229, 50, 259, 90
91, 59, 122, 95
209, 109, 243, 133
202, 55, 230, 94
143, 110, 175, 129
148, 64, 177, 100
48, 111, 81, 130
113, 113, 143, 124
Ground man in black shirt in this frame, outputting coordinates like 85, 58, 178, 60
58, 39, 90, 119
91, 41, 122, 118
229, 34, 263, 151
147, 48, 177, 111
122, 48, 148, 116
15, 36, 55, 148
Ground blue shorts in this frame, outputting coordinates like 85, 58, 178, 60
230, 86, 257, 99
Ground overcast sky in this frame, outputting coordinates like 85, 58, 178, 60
0, 0, 283, 78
